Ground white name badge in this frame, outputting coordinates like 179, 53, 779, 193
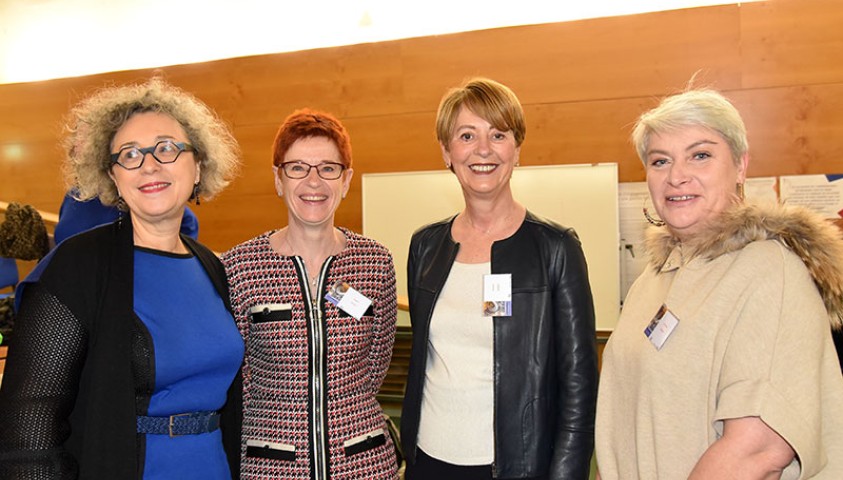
326, 281, 372, 320
483, 273, 512, 317
644, 304, 679, 350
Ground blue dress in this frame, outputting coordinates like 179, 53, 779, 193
134, 247, 244, 479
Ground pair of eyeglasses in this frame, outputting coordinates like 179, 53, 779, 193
278, 161, 346, 180
110, 140, 194, 170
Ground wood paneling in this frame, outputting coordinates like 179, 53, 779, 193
741, 0, 843, 88
2, 0, 842, 255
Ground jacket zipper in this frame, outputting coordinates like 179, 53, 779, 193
294, 256, 333, 480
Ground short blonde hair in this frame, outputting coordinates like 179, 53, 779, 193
631, 89, 748, 165
435, 77, 526, 151
62, 76, 240, 205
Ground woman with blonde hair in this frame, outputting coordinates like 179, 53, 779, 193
401, 77, 598, 480
596, 88, 843, 479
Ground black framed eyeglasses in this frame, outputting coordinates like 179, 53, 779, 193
110, 140, 194, 170
278, 161, 346, 180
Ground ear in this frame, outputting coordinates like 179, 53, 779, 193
441, 144, 452, 170
273, 166, 284, 197
736, 153, 749, 183
341, 168, 354, 199
194, 162, 201, 184
514, 146, 521, 166
107, 169, 120, 196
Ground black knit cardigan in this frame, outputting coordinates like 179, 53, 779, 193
0, 217, 242, 479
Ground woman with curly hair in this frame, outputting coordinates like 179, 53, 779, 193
0, 77, 244, 479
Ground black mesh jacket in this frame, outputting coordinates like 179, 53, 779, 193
0, 218, 242, 479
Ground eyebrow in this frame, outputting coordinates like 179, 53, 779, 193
646, 139, 719, 157
115, 135, 178, 150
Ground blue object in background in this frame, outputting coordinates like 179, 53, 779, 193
0, 256, 18, 300
53, 192, 199, 244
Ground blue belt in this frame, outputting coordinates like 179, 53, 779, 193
136, 411, 221, 438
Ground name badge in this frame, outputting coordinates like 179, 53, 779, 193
483, 274, 512, 317
644, 304, 679, 350
326, 281, 372, 320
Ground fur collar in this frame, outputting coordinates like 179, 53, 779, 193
645, 203, 843, 329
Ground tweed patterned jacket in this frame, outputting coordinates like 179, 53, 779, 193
222, 228, 398, 480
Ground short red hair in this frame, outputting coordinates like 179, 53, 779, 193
272, 108, 352, 168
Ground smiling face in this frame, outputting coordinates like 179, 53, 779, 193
109, 111, 199, 229
275, 135, 352, 229
442, 106, 520, 200
645, 125, 748, 241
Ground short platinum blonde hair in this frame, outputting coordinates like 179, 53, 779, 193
62, 76, 240, 205
631, 89, 748, 165
435, 77, 526, 151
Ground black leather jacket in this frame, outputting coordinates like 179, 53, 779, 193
401, 212, 598, 479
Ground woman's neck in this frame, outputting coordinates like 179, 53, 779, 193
272, 223, 346, 287
461, 195, 525, 238
131, 215, 186, 254
451, 196, 526, 264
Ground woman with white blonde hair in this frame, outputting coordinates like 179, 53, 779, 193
596, 88, 843, 479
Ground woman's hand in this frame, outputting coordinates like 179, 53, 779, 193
689, 416, 795, 479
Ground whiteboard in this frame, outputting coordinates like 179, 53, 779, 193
362, 163, 619, 330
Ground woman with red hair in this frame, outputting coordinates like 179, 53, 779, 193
222, 109, 398, 480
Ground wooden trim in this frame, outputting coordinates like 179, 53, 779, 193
0, 345, 7, 377
397, 294, 408, 312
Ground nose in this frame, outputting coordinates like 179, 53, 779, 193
305, 165, 321, 184
475, 136, 491, 157
138, 151, 161, 172
666, 160, 690, 186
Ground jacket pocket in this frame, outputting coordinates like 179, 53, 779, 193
249, 303, 292, 323
343, 428, 386, 456
246, 439, 296, 461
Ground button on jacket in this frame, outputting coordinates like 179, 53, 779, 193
401, 211, 598, 479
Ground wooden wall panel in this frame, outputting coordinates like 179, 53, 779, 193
2, 0, 842, 256
741, 0, 843, 88
400, 5, 743, 111
732, 84, 843, 177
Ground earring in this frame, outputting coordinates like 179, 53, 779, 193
642, 197, 666, 227
736, 182, 745, 201
116, 196, 128, 212
191, 182, 201, 205
115, 196, 127, 228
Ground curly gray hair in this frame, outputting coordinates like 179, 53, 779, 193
62, 76, 240, 205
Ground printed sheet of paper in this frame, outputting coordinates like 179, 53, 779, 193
780, 174, 843, 220
618, 182, 651, 304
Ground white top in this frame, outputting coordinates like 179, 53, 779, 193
417, 261, 494, 465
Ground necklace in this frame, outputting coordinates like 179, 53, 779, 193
282, 231, 338, 291
465, 210, 514, 236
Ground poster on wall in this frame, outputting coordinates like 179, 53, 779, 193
617, 182, 650, 304
744, 177, 779, 206
780, 174, 843, 220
